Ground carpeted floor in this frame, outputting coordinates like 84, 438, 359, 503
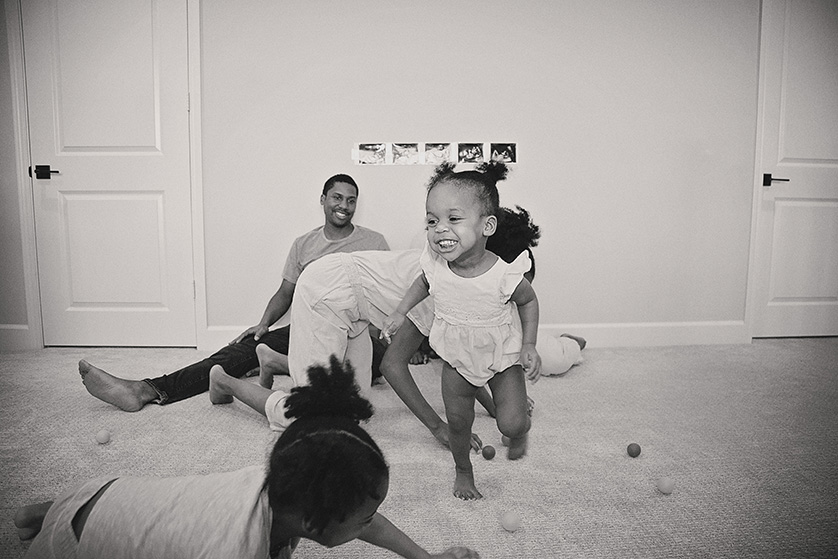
1, 338, 837, 558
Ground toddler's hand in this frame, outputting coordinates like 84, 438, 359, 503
520, 344, 541, 383
380, 313, 405, 343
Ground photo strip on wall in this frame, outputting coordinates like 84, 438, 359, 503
352, 142, 517, 165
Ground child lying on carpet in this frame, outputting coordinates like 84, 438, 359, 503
14, 358, 480, 559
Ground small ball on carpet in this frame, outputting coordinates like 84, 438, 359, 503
657, 477, 675, 495
500, 511, 521, 532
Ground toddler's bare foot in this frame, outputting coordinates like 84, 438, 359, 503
79, 360, 152, 412
561, 333, 587, 350
208, 365, 234, 404
453, 468, 483, 500
256, 344, 288, 389
15, 502, 51, 540
507, 434, 528, 460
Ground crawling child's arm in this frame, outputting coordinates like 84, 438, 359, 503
511, 278, 541, 382
359, 512, 480, 559
381, 274, 430, 342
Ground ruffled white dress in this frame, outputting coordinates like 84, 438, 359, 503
422, 245, 531, 387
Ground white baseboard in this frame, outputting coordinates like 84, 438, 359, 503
539, 320, 750, 347
0, 324, 43, 351
197, 320, 751, 352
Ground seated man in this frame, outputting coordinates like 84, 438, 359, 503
79, 173, 389, 411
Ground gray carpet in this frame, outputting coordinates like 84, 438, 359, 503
2, 339, 837, 558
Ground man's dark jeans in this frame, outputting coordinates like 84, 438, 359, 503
145, 325, 384, 405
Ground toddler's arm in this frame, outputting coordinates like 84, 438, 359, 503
381, 274, 430, 342
511, 279, 541, 382
359, 513, 480, 559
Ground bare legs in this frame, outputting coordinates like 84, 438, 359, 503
441, 363, 482, 500
208, 365, 273, 418
441, 362, 531, 500
487, 365, 530, 460
256, 343, 289, 389
14, 501, 51, 540
78, 360, 156, 412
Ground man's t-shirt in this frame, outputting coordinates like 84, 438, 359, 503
282, 225, 389, 284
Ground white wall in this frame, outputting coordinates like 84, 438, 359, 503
1, 0, 762, 351
198, 0, 761, 347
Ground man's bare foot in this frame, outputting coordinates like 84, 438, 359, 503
14, 502, 51, 540
561, 333, 587, 350
507, 433, 528, 460
79, 360, 154, 412
453, 468, 483, 500
208, 365, 234, 404
256, 344, 288, 389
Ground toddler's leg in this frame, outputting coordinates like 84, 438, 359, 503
256, 344, 289, 389
209, 365, 272, 418
14, 501, 52, 540
475, 386, 496, 417
441, 363, 481, 500
344, 327, 373, 397
488, 365, 531, 460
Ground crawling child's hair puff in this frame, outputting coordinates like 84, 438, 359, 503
264, 357, 387, 535
282, 355, 373, 423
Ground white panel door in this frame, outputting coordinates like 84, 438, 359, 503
23, 0, 196, 346
750, 0, 838, 337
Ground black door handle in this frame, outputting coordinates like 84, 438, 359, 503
29, 165, 60, 180
762, 173, 789, 187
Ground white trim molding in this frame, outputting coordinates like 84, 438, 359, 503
2, 0, 43, 351
539, 321, 750, 348
187, 0, 211, 351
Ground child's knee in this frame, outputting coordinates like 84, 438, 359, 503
497, 413, 529, 439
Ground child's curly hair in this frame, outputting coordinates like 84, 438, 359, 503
426, 160, 510, 217
263, 357, 387, 535
486, 205, 541, 279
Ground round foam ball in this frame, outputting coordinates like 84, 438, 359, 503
657, 477, 675, 495
500, 511, 521, 532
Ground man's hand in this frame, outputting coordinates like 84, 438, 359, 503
230, 324, 269, 345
